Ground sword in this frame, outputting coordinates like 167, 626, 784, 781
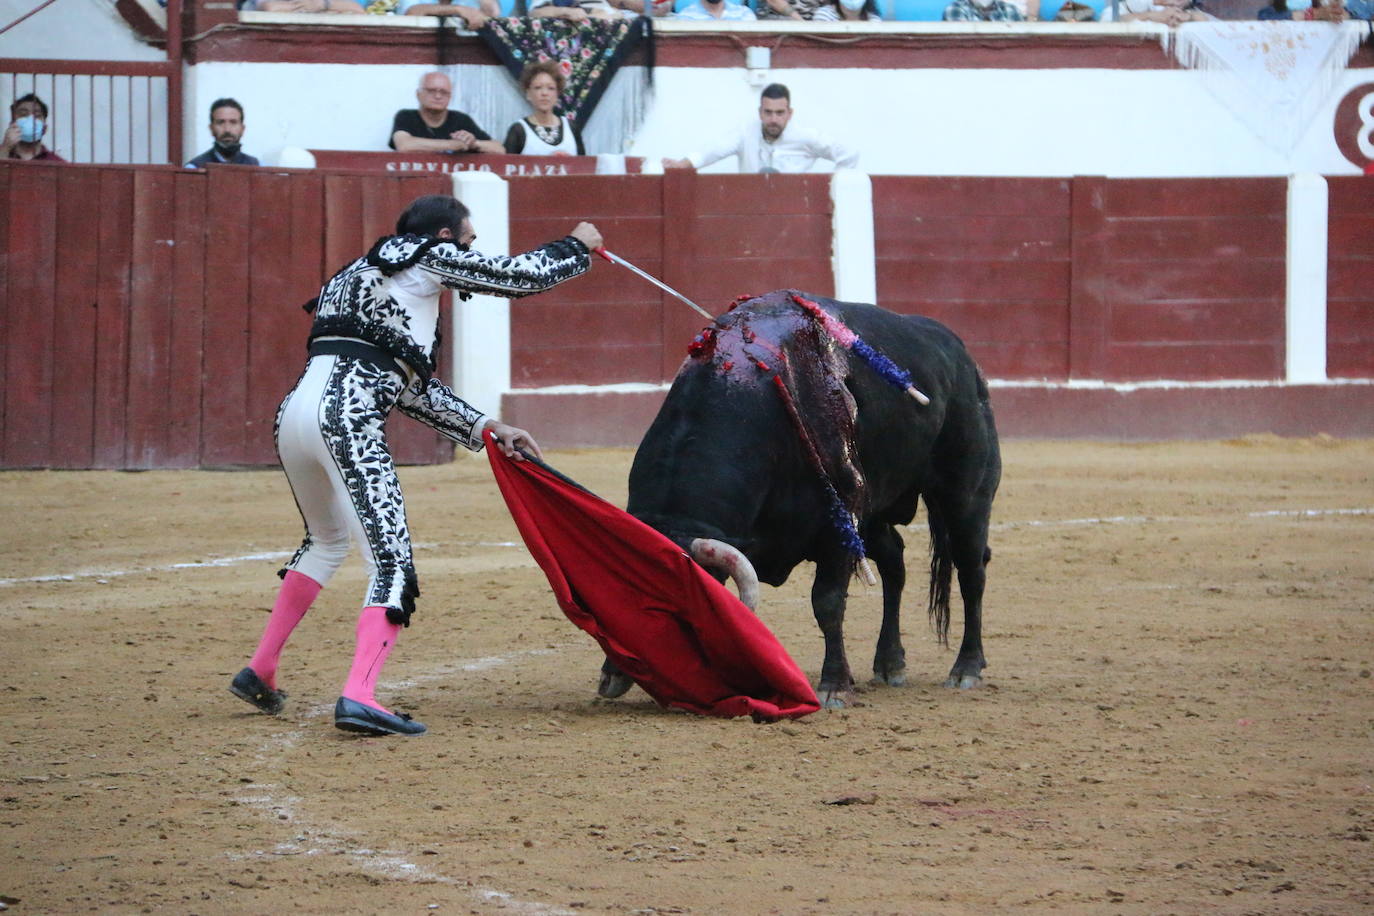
594, 247, 715, 322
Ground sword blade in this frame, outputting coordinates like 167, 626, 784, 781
597, 248, 714, 321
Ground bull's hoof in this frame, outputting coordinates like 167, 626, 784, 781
820, 691, 848, 710
597, 670, 635, 699
942, 673, 983, 690
870, 668, 907, 688
818, 684, 856, 709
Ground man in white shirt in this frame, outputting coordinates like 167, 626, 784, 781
673, 0, 757, 18
663, 83, 858, 174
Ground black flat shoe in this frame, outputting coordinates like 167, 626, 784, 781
333, 696, 427, 737
229, 667, 286, 715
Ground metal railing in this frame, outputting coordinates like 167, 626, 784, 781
1, 61, 174, 164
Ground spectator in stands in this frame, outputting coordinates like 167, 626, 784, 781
757, 0, 835, 18
503, 61, 586, 156
625, 0, 678, 12
394, 0, 499, 27
244, 0, 365, 11
1257, 0, 1346, 18
828, 0, 884, 19
186, 99, 261, 168
674, 0, 757, 18
943, 0, 1024, 20
663, 83, 858, 174
1045, 0, 1089, 18
1100, 0, 1206, 21
527, 0, 618, 20
390, 72, 504, 155
3, 93, 65, 161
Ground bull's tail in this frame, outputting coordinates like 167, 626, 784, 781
926, 499, 953, 647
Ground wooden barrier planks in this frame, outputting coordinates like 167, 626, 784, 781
875, 176, 1073, 379
1100, 178, 1286, 381
92, 168, 135, 468
127, 168, 179, 468
1, 164, 59, 468
166, 170, 209, 469
510, 175, 666, 388
1327, 176, 1374, 378
50, 166, 104, 469
200, 167, 255, 467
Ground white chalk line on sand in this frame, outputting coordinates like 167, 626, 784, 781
0, 540, 523, 588
988, 507, 1373, 532
8, 509, 1372, 588
230, 646, 579, 915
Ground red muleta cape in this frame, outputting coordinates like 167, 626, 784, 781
484, 431, 819, 722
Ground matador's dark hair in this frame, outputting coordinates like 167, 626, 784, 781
395, 194, 471, 237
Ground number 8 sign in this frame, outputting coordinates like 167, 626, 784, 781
1334, 82, 1374, 172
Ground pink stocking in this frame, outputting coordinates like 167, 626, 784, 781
342, 606, 402, 713
248, 570, 322, 689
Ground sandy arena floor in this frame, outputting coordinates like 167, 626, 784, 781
1, 437, 1371, 915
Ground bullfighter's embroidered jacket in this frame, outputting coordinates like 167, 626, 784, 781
306, 233, 590, 450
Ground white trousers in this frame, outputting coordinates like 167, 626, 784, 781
276, 354, 419, 625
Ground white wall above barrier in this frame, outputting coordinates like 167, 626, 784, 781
449, 170, 512, 420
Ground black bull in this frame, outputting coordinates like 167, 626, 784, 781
600, 291, 1002, 709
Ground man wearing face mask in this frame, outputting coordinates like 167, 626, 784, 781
662, 84, 857, 174
830, 0, 883, 20
3, 94, 65, 161
186, 98, 260, 169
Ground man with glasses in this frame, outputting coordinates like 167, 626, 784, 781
389, 71, 504, 155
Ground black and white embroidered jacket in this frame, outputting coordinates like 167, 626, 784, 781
306, 233, 590, 450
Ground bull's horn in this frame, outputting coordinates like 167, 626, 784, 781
689, 538, 760, 610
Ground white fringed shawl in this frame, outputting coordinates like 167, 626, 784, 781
1170, 21, 1366, 155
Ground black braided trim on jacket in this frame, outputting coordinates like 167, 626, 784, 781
307, 315, 436, 382
365, 234, 445, 276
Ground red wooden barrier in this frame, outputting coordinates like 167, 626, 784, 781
1327, 176, 1374, 378
3, 165, 1370, 468
508, 172, 834, 388
510, 175, 666, 388
1099, 178, 1286, 381
0, 161, 450, 470
872, 175, 1289, 381
873, 176, 1073, 379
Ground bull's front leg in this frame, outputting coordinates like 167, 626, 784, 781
811, 557, 855, 709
